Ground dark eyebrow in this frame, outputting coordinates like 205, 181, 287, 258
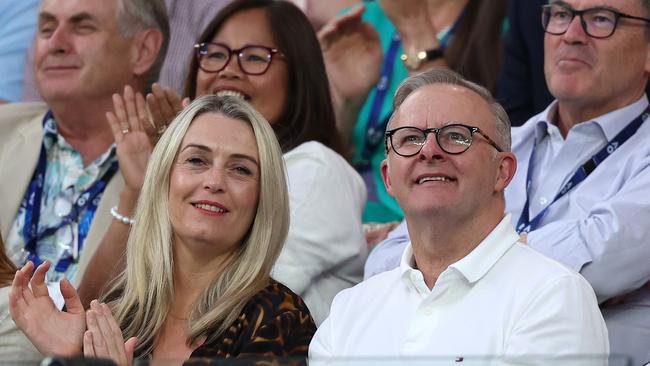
180, 144, 260, 167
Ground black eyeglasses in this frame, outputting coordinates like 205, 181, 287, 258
385, 124, 504, 157
542, 3, 650, 39
195, 42, 284, 75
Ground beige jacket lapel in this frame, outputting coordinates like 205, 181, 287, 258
0, 106, 46, 238
75, 172, 123, 286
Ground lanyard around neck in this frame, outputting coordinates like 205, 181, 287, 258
357, 32, 402, 170
516, 106, 650, 233
21, 112, 119, 275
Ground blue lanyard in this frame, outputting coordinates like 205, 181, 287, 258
357, 32, 401, 170
516, 106, 650, 233
21, 112, 119, 274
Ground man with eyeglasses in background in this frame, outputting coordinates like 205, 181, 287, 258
0, 0, 169, 308
309, 68, 608, 359
361, 1, 650, 363
504, 1, 650, 364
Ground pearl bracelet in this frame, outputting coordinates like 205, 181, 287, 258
110, 206, 135, 226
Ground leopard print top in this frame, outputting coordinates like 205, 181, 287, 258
188, 280, 316, 360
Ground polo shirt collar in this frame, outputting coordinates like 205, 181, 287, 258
399, 214, 519, 286
449, 214, 519, 283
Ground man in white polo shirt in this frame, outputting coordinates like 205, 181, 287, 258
309, 69, 608, 359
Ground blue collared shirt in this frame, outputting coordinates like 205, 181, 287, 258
505, 95, 650, 302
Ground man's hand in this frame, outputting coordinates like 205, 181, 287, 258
9, 261, 86, 356
518, 232, 528, 244
364, 221, 400, 249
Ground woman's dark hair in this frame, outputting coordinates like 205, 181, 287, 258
445, 0, 508, 93
0, 236, 17, 287
183, 0, 348, 157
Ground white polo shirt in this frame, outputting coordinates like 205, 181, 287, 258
309, 215, 609, 359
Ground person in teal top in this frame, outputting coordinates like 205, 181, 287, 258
352, 2, 407, 223
320, 0, 507, 223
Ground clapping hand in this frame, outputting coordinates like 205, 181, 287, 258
378, 0, 439, 61
379, 0, 430, 30
106, 86, 156, 193
84, 300, 137, 366
9, 261, 86, 356
145, 83, 189, 132
318, 4, 383, 131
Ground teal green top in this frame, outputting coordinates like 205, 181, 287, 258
352, 2, 407, 223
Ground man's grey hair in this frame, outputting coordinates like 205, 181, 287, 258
387, 68, 512, 151
116, 0, 170, 92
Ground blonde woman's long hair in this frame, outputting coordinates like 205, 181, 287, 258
102, 95, 290, 356
0, 235, 17, 288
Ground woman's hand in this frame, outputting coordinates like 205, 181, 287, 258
378, 0, 441, 67
106, 86, 156, 194
84, 300, 137, 366
145, 83, 189, 133
9, 261, 86, 356
318, 5, 382, 141
379, 0, 430, 30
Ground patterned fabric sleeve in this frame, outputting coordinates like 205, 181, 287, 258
190, 280, 316, 360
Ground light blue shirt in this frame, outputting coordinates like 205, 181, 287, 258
505, 95, 650, 365
364, 220, 408, 280
506, 96, 650, 301
0, 0, 40, 102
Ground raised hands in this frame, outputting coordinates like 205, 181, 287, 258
9, 261, 86, 356
377, 0, 441, 57
378, 0, 431, 30
84, 300, 137, 366
106, 86, 156, 194
107, 84, 189, 194
146, 83, 189, 130
318, 5, 382, 140
364, 221, 400, 248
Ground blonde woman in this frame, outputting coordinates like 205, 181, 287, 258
10, 95, 316, 363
